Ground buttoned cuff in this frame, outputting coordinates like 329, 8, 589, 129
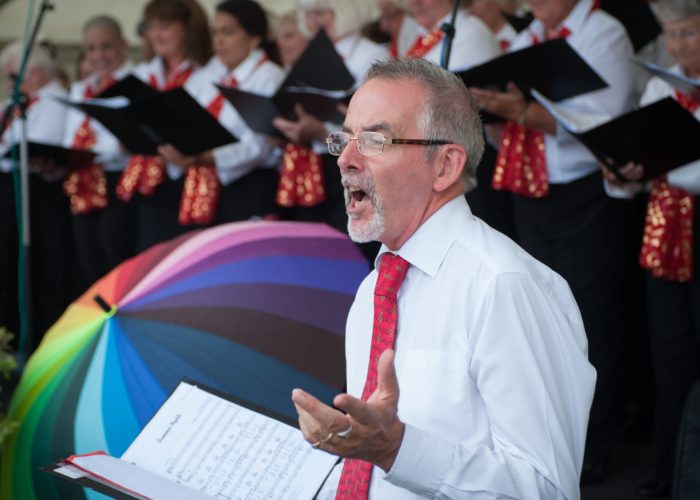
383, 423, 452, 496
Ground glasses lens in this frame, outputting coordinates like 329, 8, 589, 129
357, 132, 384, 156
327, 132, 348, 156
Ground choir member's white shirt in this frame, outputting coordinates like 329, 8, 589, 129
419, 10, 500, 71
62, 61, 133, 172
495, 22, 518, 50
187, 49, 285, 186
0, 79, 67, 173
395, 14, 422, 57
510, 0, 636, 184
318, 195, 596, 500
335, 33, 390, 86
131, 56, 203, 181
641, 65, 700, 194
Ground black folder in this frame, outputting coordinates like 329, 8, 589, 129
503, 12, 532, 33
571, 97, 700, 180
59, 88, 238, 156
600, 0, 662, 52
280, 29, 355, 92
216, 84, 350, 138
3, 141, 96, 168
96, 74, 156, 100
635, 60, 700, 102
459, 38, 608, 102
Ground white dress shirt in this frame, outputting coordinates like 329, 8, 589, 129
395, 14, 422, 57
62, 61, 133, 172
187, 49, 285, 186
321, 196, 596, 499
335, 33, 390, 86
419, 10, 500, 71
641, 66, 700, 194
0, 79, 67, 173
495, 22, 518, 50
131, 56, 203, 181
510, 0, 636, 184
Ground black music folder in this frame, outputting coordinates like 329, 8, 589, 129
280, 29, 355, 92
600, 0, 662, 52
96, 74, 156, 100
58, 88, 237, 156
217, 85, 350, 138
3, 141, 96, 167
459, 38, 608, 102
635, 60, 700, 102
561, 97, 700, 181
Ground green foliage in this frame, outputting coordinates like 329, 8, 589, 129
0, 327, 18, 449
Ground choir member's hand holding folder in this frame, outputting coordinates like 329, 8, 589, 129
46, 380, 339, 500
532, 89, 700, 181
460, 38, 608, 102
56, 86, 237, 156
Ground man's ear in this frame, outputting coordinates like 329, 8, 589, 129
433, 144, 467, 193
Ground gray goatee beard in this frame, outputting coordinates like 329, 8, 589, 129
341, 172, 385, 243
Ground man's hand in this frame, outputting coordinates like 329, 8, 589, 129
272, 104, 328, 144
291, 349, 405, 472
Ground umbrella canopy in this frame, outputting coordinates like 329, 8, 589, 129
0, 221, 368, 500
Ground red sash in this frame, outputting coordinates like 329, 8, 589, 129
116, 64, 194, 203
276, 143, 326, 207
406, 30, 445, 59
492, 27, 571, 198
178, 73, 238, 225
639, 91, 697, 282
63, 78, 116, 214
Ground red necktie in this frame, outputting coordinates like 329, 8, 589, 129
336, 253, 410, 499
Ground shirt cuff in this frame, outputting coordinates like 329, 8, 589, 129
383, 423, 452, 497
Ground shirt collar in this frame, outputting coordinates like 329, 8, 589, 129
528, 0, 592, 41
35, 78, 64, 99
85, 60, 133, 90
231, 48, 265, 83
375, 195, 471, 279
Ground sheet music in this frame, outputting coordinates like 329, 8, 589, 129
121, 382, 338, 500
531, 89, 610, 132
634, 60, 700, 101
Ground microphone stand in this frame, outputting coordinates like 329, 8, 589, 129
439, 0, 461, 69
7, 0, 54, 365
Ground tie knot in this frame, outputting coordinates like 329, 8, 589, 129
375, 253, 409, 298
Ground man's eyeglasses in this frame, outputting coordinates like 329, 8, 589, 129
326, 131, 449, 157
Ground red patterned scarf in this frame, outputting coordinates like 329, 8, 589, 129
638, 90, 697, 282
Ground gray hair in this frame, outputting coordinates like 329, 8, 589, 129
83, 15, 125, 39
365, 57, 484, 192
0, 40, 56, 78
657, 0, 700, 22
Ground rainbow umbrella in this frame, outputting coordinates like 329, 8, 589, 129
1, 221, 368, 500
